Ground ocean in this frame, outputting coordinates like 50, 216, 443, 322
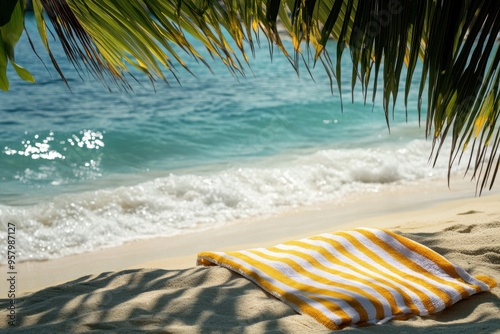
1, 15, 457, 262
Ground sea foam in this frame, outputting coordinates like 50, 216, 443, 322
0, 139, 458, 262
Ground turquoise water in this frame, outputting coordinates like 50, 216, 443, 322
0, 16, 448, 261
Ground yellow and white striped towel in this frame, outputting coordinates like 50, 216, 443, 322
197, 228, 496, 330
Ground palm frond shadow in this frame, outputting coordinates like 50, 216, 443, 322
1, 266, 301, 333
1, 228, 498, 333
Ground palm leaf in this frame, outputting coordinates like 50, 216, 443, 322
0, 0, 34, 91
1, 0, 500, 193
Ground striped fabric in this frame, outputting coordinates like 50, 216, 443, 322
197, 228, 496, 330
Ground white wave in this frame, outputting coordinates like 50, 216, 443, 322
0, 139, 459, 262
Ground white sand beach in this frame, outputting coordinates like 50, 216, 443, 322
1, 178, 499, 333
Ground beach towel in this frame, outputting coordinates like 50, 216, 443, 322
197, 228, 496, 330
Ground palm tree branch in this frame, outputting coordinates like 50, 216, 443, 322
1, 0, 500, 192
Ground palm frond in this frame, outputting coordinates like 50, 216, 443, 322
0, 0, 34, 91
1, 0, 500, 193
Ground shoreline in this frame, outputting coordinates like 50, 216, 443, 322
1, 177, 499, 332
8, 176, 498, 296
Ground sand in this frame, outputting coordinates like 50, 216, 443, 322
1, 179, 499, 333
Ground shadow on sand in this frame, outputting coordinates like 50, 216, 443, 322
1, 228, 499, 333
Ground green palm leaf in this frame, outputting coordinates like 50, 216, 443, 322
1, 0, 499, 193
0, 0, 34, 91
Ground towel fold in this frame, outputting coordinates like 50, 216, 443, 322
197, 228, 496, 330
